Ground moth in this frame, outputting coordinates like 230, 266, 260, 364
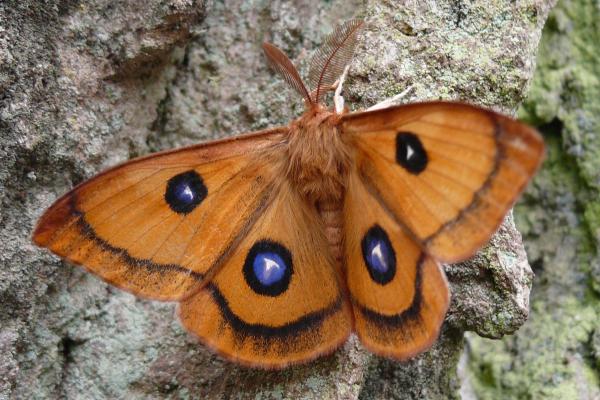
33, 20, 544, 369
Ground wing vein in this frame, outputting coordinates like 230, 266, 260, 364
172, 162, 258, 275
359, 144, 445, 230
358, 141, 502, 240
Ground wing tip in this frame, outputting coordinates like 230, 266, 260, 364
32, 193, 77, 247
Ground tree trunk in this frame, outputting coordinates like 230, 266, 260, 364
0, 1, 558, 398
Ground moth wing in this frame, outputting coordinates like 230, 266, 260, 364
179, 180, 353, 369
342, 102, 544, 263
344, 170, 449, 358
33, 128, 287, 301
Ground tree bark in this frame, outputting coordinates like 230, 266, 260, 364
0, 1, 556, 398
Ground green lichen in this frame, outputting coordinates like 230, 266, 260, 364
468, 0, 600, 398
468, 296, 599, 399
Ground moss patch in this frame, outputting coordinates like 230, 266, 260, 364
468, 1, 600, 398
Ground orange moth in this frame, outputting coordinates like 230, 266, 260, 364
33, 20, 544, 368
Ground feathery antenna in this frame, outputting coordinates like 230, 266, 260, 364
262, 42, 312, 105
309, 19, 364, 105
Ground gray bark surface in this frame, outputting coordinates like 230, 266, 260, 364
0, 1, 554, 398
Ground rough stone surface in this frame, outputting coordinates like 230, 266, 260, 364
0, 1, 554, 399
466, 1, 600, 398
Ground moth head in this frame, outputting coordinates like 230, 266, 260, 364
262, 19, 364, 112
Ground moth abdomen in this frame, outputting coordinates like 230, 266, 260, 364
317, 199, 345, 266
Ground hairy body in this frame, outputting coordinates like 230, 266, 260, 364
285, 107, 352, 265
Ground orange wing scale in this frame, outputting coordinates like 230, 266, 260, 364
343, 169, 449, 359
34, 100, 543, 369
179, 182, 352, 368
33, 129, 286, 301
342, 102, 544, 263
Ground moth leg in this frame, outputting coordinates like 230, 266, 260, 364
333, 65, 350, 114
366, 85, 414, 111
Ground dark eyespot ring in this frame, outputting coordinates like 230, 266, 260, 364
165, 170, 207, 214
395, 132, 428, 174
243, 240, 293, 297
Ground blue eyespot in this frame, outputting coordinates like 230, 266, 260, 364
366, 239, 391, 274
176, 184, 195, 203
361, 225, 396, 285
244, 240, 293, 297
252, 252, 287, 287
165, 170, 207, 214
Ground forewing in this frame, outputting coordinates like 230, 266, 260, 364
344, 170, 449, 358
178, 181, 353, 369
342, 102, 544, 263
33, 128, 287, 301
